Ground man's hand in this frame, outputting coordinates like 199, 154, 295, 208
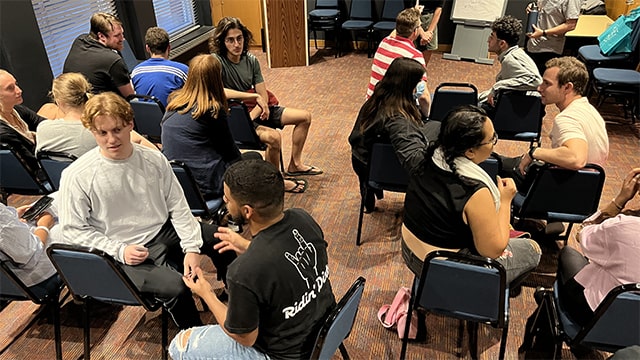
487, 92, 495, 106
497, 176, 517, 203
255, 95, 269, 120
16, 205, 30, 219
527, 24, 544, 39
614, 168, 640, 207
124, 245, 149, 266
214, 227, 251, 254
518, 153, 533, 175
420, 31, 433, 45
182, 267, 215, 299
36, 211, 55, 229
183, 252, 202, 277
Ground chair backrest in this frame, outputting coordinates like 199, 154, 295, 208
316, 0, 338, 8
515, 164, 605, 223
368, 143, 409, 192
37, 151, 77, 191
311, 277, 366, 360
380, 0, 405, 21
128, 94, 165, 142
47, 244, 157, 309
349, 0, 373, 20
430, 83, 479, 122
479, 157, 499, 183
417, 251, 507, 326
0, 146, 52, 196
492, 91, 544, 145
227, 100, 266, 151
582, 284, 640, 349
170, 160, 213, 218
121, 39, 142, 73
0, 258, 37, 302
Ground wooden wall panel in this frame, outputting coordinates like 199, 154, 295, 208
264, 0, 308, 67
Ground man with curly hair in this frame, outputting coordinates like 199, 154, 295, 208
479, 16, 542, 116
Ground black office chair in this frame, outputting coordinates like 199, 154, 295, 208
340, 0, 374, 57
356, 143, 409, 246
0, 144, 53, 203
128, 94, 165, 143
47, 244, 169, 360
37, 150, 77, 191
512, 164, 605, 245
310, 277, 366, 360
170, 160, 223, 221
492, 91, 544, 147
372, 0, 405, 39
227, 100, 284, 172
308, 0, 341, 57
0, 255, 64, 360
520, 282, 640, 359
429, 82, 478, 122
400, 250, 510, 360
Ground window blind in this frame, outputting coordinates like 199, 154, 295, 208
152, 0, 198, 38
31, 0, 118, 77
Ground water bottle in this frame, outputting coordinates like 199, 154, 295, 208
526, 2, 539, 34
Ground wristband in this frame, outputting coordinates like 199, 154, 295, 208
35, 226, 50, 235
543, 30, 547, 37
612, 199, 623, 211
528, 146, 537, 160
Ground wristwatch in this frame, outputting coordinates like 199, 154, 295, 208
542, 29, 547, 37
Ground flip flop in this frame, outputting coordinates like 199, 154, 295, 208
284, 178, 308, 194
285, 165, 324, 176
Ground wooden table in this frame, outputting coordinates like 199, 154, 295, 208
566, 15, 614, 38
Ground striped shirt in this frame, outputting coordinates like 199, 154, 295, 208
131, 57, 188, 107
366, 35, 427, 99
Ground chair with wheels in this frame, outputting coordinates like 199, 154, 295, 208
37, 150, 77, 191
400, 250, 510, 360
47, 244, 169, 360
227, 100, 284, 172
520, 282, 640, 359
0, 254, 64, 360
128, 94, 165, 143
340, 0, 374, 57
170, 160, 223, 221
308, 0, 341, 57
372, 0, 405, 40
512, 164, 605, 245
356, 143, 409, 246
0, 144, 53, 204
429, 83, 479, 122
492, 91, 544, 147
310, 277, 366, 360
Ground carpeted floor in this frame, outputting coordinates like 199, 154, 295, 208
2, 47, 638, 360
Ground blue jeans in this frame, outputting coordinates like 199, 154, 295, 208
169, 325, 270, 360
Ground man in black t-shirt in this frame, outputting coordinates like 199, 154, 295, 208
63, 13, 135, 98
169, 159, 336, 360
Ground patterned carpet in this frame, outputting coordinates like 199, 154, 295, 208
2, 47, 638, 360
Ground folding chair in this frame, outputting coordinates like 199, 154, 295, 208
0, 254, 64, 360
520, 282, 640, 359
310, 277, 366, 360
37, 150, 77, 191
340, 0, 374, 57
170, 160, 223, 220
512, 164, 605, 245
227, 100, 284, 172
372, 0, 405, 38
429, 83, 479, 121
590, 67, 640, 123
128, 94, 165, 143
47, 244, 169, 360
400, 250, 510, 360
0, 144, 53, 203
492, 91, 544, 147
356, 143, 409, 246
121, 39, 143, 73
308, 0, 341, 57
479, 156, 499, 183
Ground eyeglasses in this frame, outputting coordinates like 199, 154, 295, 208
478, 132, 498, 146
225, 35, 244, 45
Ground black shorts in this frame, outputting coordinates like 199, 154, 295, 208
253, 105, 285, 129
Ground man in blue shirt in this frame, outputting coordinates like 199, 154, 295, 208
132, 27, 189, 107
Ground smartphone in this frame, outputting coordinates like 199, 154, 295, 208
21, 195, 54, 222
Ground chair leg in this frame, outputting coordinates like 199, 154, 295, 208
400, 281, 417, 360
83, 300, 91, 360
313, 29, 318, 49
279, 149, 285, 174
162, 308, 168, 360
52, 297, 62, 360
356, 188, 367, 246
499, 324, 508, 360
338, 343, 350, 360
467, 321, 479, 360
456, 319, 465, 357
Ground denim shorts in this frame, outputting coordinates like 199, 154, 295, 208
170, 325, 270, 360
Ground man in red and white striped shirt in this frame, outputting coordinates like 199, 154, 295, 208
366, 7, 431, 117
